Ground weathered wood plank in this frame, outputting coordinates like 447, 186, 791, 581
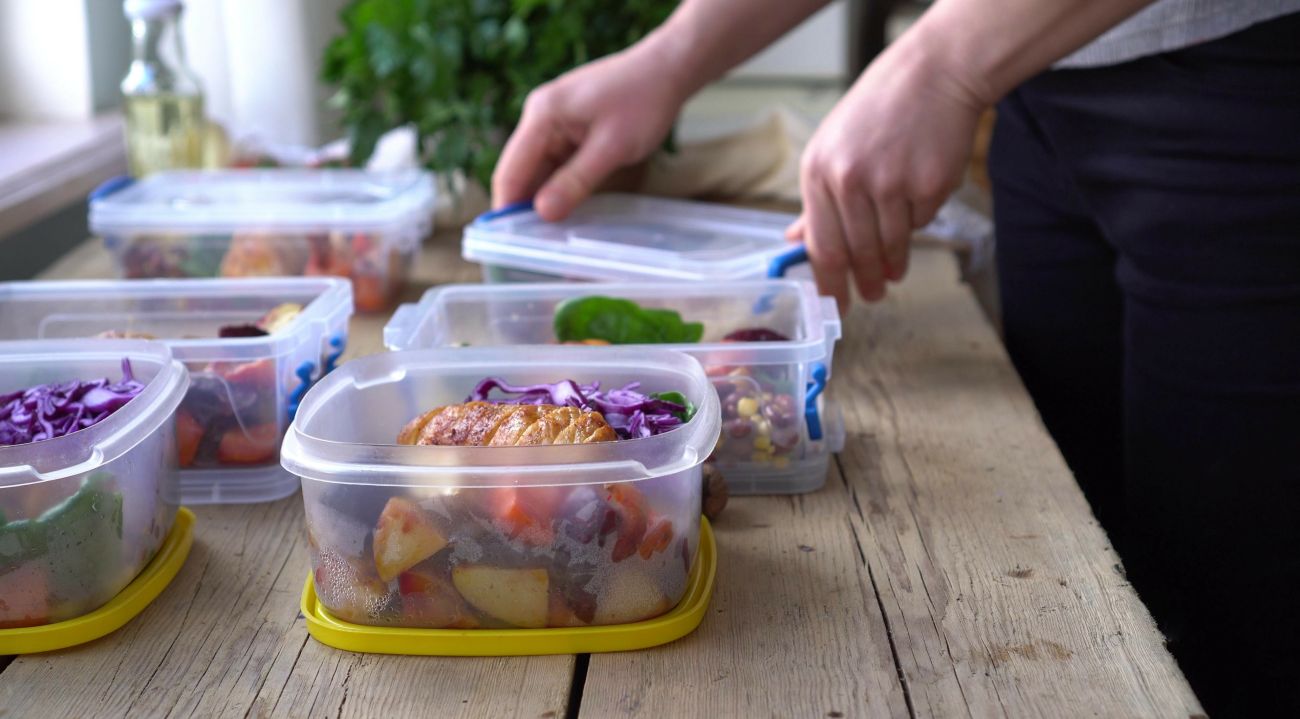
578, 465, 910, 718
833, 249, 1202, 717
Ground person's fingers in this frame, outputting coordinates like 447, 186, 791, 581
875, 198, 912, 282
784, 214, 806, 242
534, 126, 627, 221
802, 179, 852, 310
910, 194, 947, 229
828, 184, 887, 302
492, 95, 562, 209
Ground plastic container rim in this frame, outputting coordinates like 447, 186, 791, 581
462, 193, 798, 282
90, 169, 436, 241
0, 339, 189, 487
383, 279, 843, 363
280, 347, 722, 488
0, 277, 354, 362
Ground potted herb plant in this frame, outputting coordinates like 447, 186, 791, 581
322, 0, 678, 191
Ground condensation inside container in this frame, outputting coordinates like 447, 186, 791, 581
302, 468, 701, 629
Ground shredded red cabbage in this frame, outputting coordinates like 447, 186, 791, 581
468, 378, 687, 439
0, 359, 145, 447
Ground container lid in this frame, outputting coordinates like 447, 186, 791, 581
280, 347, 721, 488
383, 279, 841, 367
0, 507, 194, 654
123, 0, 182, 20
0, 340, 189, 487
0, 277, 354, 363
90, 169, 436, 236
463, 195, 807, 282
301, 515, 714, 655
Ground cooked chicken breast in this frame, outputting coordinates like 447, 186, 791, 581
398, 402, 618, 447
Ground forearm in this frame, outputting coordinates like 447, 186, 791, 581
636, 0, 831, 98
900, 0, 1159, 105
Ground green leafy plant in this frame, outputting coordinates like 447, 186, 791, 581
649, 391, 697, 422
323, 0, 678, 190
553, 296, 704, 344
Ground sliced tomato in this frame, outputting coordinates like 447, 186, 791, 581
352, 274, 389, 313
0, 564, 49, 629
477, 488, 556, 547
216, 423, 280, 465
175, 410, 204, 468
605, 484, 648, 562
214, 358, 276, 389
638, 517, 675, 559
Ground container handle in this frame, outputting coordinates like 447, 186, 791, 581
474, 200, 535, 225
753, 243, 809, 313
382, 303, 419, 350
323, 331, 347, 375
767, 244, 809, 278
89, 175, 135, 202
804, 362, 828, 441
286, 360, 316, 422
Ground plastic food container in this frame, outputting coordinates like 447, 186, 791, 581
384, 280, 844, 494
0, 339, 188, 630
0, 278, 354, 504
281, 347, 720, 632
89, 169, 435, 312
463, 194, 814, 284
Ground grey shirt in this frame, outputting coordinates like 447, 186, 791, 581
1056, 0, 1300, 68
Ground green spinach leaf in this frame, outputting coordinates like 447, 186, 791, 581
650, 391, 697, 422
554, 296, 704, 345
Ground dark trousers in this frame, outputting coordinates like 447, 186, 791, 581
990, 13, 1300, 718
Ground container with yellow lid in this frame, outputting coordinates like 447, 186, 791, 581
281, 347, 720, 649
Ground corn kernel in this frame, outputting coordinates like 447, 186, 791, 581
737, 397, 759, 418
753, 435, 772, 451
773, 456, 790, 469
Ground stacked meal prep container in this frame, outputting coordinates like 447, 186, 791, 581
457, 194, 844, 494
385, 279, 843, 494
0, 278, 354, 504
0, 340, 191, 652
89, 169, 436, 313
281, 347, 721, 654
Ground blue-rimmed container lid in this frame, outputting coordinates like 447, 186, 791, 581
90, 170, 436, 244
463, 194, 811, 282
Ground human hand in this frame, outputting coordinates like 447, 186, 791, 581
788, 46, 986, 307
492, 44, 689, 221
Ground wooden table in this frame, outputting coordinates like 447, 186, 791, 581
1, 235, 1203, 718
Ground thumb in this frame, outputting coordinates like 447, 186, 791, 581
535, 128, 627, 221
785, 214, 807, 242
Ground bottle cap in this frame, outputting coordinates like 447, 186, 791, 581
123, 0, 182, 20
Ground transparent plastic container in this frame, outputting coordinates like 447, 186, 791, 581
89, 169, 435, 312
384, 280, 844, 494
0, 339, 188, 628
463, 195, 815, 284
281, 347, 720, 630
0, 278, 354, 504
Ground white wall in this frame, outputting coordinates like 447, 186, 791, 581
183, 0, 348, 147
731, 1, 847, 81
0, 0, 92, 120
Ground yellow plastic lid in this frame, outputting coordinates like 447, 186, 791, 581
0, 507, 195, 655
302, 517, 716, 656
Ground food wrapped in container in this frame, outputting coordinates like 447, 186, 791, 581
0, 278, 354, 504
384, 280, 843, 494
281, 347, 720, 639
89, 169, 434, 312
0, 340, 188, 632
